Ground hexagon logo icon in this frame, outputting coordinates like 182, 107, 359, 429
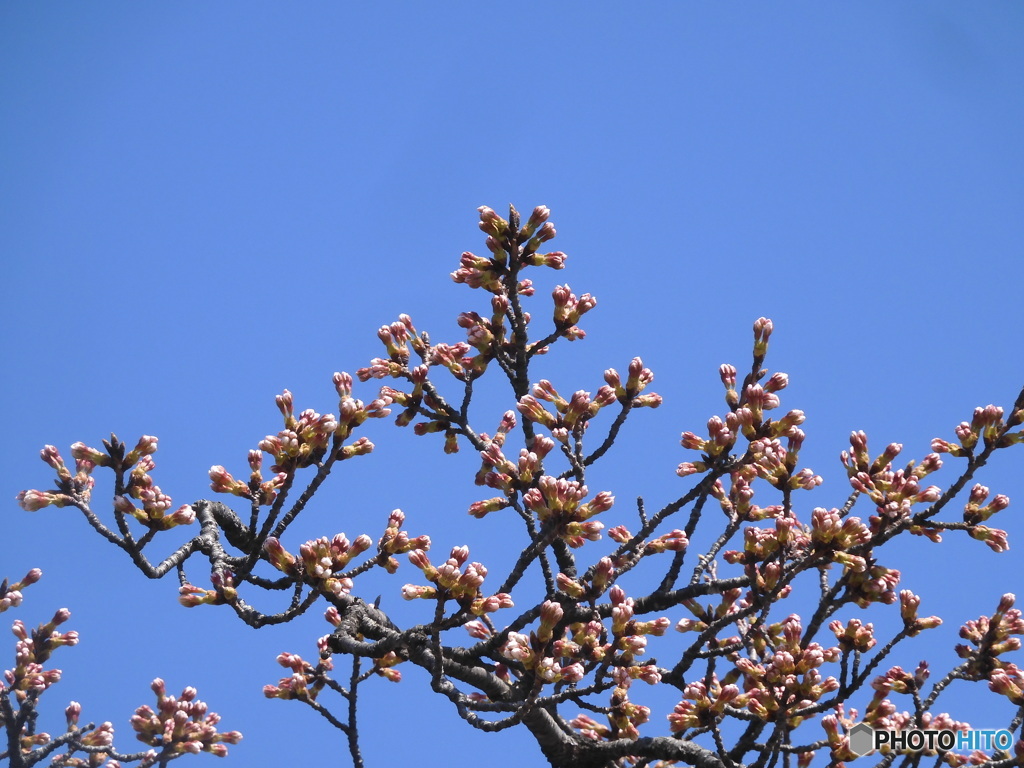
848, 722, 875, 756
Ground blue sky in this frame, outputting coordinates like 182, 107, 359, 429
2, 4, 1023, 766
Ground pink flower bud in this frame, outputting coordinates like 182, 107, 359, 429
539, 600, 564, 627
52, 607, 72, 624
16, 489, 55, 512
608, 525, 631, 543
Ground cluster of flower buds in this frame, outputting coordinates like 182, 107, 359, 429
820, 710, 860, 762
6, 607, 78, 699
361, 315, 450, 381
50, 729, 122, 768
334, 370, 393, 437
989, 662, 1024, 706
843, 561, 902, 608
570, 673, 660, 742
703, 469, 779, 520
117, 454, 194, 530
261, 534, 366, 597
262, 652, 332, 703
551, 284, 596, 341
841, 433, 943, 528
607, 586, 671, 663
500, 626, 585, 685
668, 674, 748, 732
450, 205, 565, 296
227, 382, 387, 481
681, 332, 811, 481
716, 363, 786, 416
467, 411, 530, 501
70, 434, 158, 471
556, 557, 617, 602
256, 389, 337, 472
18, 435, 162, 515
518, 380, 617, 436
679, 409, 774, 468
732, 614, 840, 726
723, 515, 809, 596
933, 404, 1024, 457
516, 366, 661, 443
748, 437, 821, 491
955, 593, 1024, 681
177, 569, 239, 608
0, 568, 41, 615
377, 366, 428, 429
570, 713, 611, 741
608, 524, 689, 556
48, 718, 119, 767
16, 442, 104, 511
430, 341, 473, 382
374, 317, 419, 365
752, 316, 773, 358
402, 545, 512, 615
115, 494, 194, 532
598, 685, 653, 741
963, 482, 1011, 527
894, 589, 943, 637
829, 617, 877, 652
455, 300, 512, 377
808, 507, 872, 572
521, 476, 613, 548
602, 358, 661, 406
862, 667, 951, 734
377, 509, 431, 574
130, 678, 241, 757
500, 589, 667, 698
208, 450, 289, 507
679, 416, 737, 465
675, 588, 751, 636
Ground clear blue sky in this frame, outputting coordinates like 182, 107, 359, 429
2, 4, 1023, 766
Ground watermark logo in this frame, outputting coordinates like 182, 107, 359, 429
848, 723, 1014, 756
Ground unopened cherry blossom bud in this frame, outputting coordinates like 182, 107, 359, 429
477, 205, 507, 237
338, 436, 374, 459
680, 432, 706, 451
70, 442, 111, 466
556, 573, 586, 598
408, 549, 432, 571
676, 461, 707, 477
50, 607, 72, 625
608, 525, 631, 543
470, 593, 514, 615
527, 205, 550, 229
209, 466, 246, 495
753, 317, 774, 355
559, 662, 584, 683
632, 393, 662, 408
540, 600, 564, 627
402, 584, 436, 600
275, 390, 294, 420
764, 372, 789, 393
16, 489, 57, 511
